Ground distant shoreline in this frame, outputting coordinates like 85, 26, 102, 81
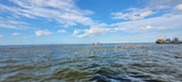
0, 42, 155, 46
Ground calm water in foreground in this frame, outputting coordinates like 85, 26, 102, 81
0, 43, 182, 82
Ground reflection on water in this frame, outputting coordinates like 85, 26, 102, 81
0, 43, 182, 82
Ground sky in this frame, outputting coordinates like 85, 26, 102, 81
0, 0, 182, 45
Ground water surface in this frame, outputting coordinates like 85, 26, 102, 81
0, 43, 182, 82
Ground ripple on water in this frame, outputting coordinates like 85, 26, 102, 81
0, 44, 182, 82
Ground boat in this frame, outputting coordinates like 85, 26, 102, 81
156, 37, 182, 44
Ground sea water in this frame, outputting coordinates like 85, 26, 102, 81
0, 43, 182, 82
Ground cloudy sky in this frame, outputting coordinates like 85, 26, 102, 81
0, 0, 182, 45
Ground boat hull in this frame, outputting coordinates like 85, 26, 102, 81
156, 41, 182, 44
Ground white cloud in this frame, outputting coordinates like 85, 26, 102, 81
72, 14, 182, 38
148, 0, 182, 9
35, 29, 52, 36
0, 0, 97, 27
111, 0, 182, 21
72, 30, 81, 36
0, 17, 28, 29
58, 29, 66, 33
0, 34, 3, 38
109, 0, 182, 34
70, 0, 182, 38
174, 4, 182, 13
175, 4, 182, 10
111, 15, 182, 32
72, 27, 113, 38
1, 0, 181, 39
111, 8, 154, 21
12, 32, 20, 36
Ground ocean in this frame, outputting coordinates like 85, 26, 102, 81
0, 43, 182, 82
